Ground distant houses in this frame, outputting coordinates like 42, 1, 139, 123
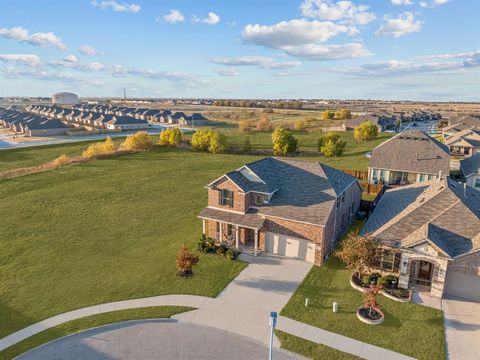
345, 114, 396, 132
460, 154, 480, 191
0, 108, 71, 136
442, 114, 480, 158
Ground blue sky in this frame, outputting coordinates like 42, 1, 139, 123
0, 0, 478, 100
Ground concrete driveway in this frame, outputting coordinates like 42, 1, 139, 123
173, 253, 313, 346
17, 320, 304, 360
443, 296, 480, 360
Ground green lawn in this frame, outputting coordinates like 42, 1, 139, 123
277, 331, 360, 360
281, 255, 445, 360
0, 148, 257, 339
0, 306, 192, 359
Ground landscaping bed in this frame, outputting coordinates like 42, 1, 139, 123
351, 272, 412, 302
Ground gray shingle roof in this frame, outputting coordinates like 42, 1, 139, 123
198, 207, 264, 229
209, 157, 359, 226
362, 178, 480, 258
460, 154, 480, 177
368, 130, 450, 175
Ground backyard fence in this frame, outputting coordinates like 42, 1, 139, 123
341, 169, 369, 181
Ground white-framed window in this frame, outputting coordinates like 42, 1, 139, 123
220, 189, 234, 207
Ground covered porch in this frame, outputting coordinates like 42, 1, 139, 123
198, 207, 264, 256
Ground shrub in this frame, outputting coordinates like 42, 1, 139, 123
197, 236, 210, 254
239, 120, 252, 133
82, 137, 117, 159
159, 127, 182, 146
379, 274, 398, 288
51, 154, 70, 167
354, 121, 378, 142
255, 116, 273, 131
242, 138, 252, 153
318, 132, 346, 157
176, 243, 199, 277
334, 109, 351, 120
322, 110, 335, 120
191, 129, 226, 153
121, 131, 153, 150
226, 249, 237, 261
216, 243, 228, 256
294, 119, 306, 131
272, 127, 298, 156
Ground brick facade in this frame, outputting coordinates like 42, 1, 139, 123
208, 177, 248, 213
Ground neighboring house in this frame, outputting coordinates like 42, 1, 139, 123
447, 114, 480, 128
460, 154, 480, 191
179, 113, 209, 126
198, 157, 362, 265
444, 129, 480, 157
106, 116, 150, 130
368, 130, 450, 185
362, 178, 480, 301
167, 112, 187, 124
24, 119, 71, 136
345, 114, 395, 132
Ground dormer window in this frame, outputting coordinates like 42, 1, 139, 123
220, 189, 234, 207
254, 194, 265, 206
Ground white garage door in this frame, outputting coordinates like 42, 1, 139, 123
265, 232, 315, 263
444, 270, 480, 302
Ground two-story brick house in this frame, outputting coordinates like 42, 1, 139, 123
198, 157, 363, 265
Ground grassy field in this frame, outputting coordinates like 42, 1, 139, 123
276, 331, 360, 360
0, 306, 192, 359
0, 148, 257, 339
281, 221, 446, 360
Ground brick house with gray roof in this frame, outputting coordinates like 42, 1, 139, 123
362, 178, 480, 301
199, 157, 362, 265
368, 130, 450, 185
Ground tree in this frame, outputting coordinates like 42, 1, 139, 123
82, 137, 116, 159
242, 137, 252, 153
239, 119, 252, 133
121, 131, 153, 150
255, 115, 273, 131
191, 129, 226, 153
317, 132, 346, 157
363, 284, 383, 318
322, 110, 335, 120
335, 231, 378, 276
159, 127, 182, 146
353, 121, 378, 142
294, 119, 306, 131
334, 109, 352, 120
272, 126, 298, 156
176, 243, 199, 277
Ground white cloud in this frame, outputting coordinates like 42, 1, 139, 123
1, 67, 104, 86
332, 51, 480, 77
91, 0, 140, 13
215, 68, 239, 77
194, 12, 220, 25
49, 58, 105, 71
391, 0, 413, 5
433, 0, 449, 4
375, 12, 422, 38
242, 19, 370, 60
164, 10, 185, 23
0, 26, 66, 49
211, 56, 302, 69
300, 0, 376, 25
79, 45, 98, 55
0, 54, 42, 66
420, 1, 428, 7
63, 54, 78, 63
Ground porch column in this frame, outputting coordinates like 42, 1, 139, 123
254, 229, 258, 256
219, 222, 223, 243
235, 225, 239, 249
202, 219, 206, 235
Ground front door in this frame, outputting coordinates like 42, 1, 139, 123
417, 261, 433, 286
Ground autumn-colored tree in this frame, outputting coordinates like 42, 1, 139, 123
353, 121, 378, 142
322, 110, 335, 121
82, 137, 116, 159
317, 132, 346, 157
294, 119, 306, 131
51, 154, 70, 167
239, 120, 253, 133
255, 116, 273, 131
363, 284, 383, 317
334, 109, 352, 120
121, 131, 153, 150
272, 126, 298, 156
191, 129, 226, 153
159, 127, 182, 146
176, 243, 199, 277
335, 231, 378, 276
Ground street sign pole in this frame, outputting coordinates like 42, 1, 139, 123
269, 311, 277, 360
